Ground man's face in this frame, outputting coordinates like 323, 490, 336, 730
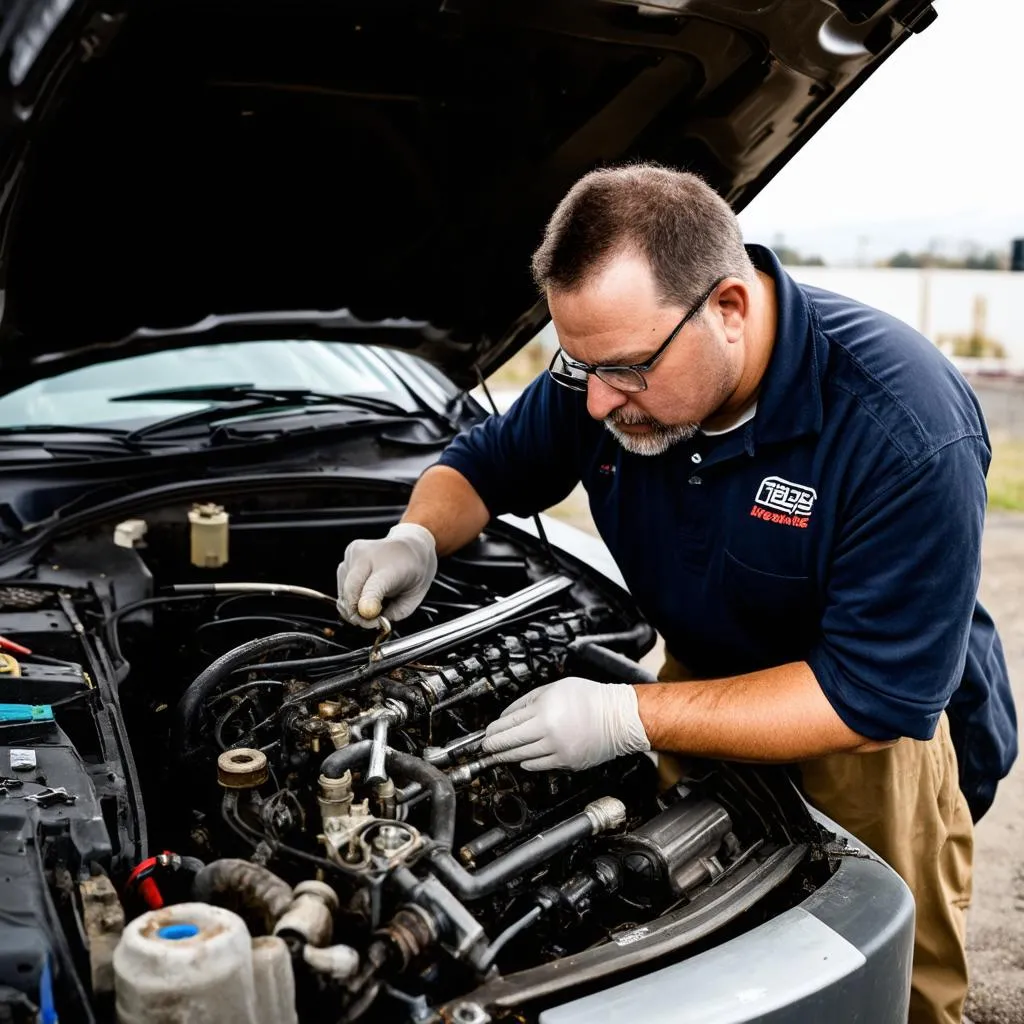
547, 252, 745, 456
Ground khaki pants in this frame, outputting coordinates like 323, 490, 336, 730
658, 651, 974, 1024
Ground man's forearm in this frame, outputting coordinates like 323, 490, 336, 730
634, 662, 896, 761
401, 465, 492, 557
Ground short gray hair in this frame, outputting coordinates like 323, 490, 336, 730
531, 162, 755, 310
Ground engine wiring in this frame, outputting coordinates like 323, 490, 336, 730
0, 589, 828, 1024
3, 551, 823, 1022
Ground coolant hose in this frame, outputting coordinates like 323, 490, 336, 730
320, 743, 456, 850
387, 750, 456, 850
570, 621, 656, 652
382, 679, 430, 716
566, 641, 657, 684
193, 858, 294, 933
174, 631, 336, 758
320, 740, 374, 778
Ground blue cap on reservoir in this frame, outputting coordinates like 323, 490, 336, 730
157, 923, 200, 940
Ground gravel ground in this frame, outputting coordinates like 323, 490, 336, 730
547, 494, 1024, 1019
964, 512, 1024, 1023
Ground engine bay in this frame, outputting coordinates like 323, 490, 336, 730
0, 490, 838, 1023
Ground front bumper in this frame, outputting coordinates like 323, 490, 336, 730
540, 809, 914, 1024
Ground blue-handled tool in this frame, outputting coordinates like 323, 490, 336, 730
0, 703, 54, 723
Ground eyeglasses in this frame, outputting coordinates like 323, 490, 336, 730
547, 276, 726, 394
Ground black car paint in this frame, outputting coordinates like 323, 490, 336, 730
0, 0, 937, 391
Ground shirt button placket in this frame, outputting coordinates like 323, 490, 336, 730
678, 446, 710, 569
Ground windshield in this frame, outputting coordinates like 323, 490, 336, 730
0, 341, 455, 429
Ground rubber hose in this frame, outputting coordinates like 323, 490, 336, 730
382, 679, 429, 717
174, 631, 335, 757
570, 621, 656, 653
176, 856, 206, 886
320, 740, 374, 779
385, 750, 456, 851
566, 641, 657, 684
193, 858, 294, 933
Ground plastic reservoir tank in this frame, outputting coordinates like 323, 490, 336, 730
112, 902, 296, 1024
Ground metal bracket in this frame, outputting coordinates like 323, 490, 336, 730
24, 786, 76, 807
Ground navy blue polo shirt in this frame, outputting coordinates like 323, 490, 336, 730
437, 245, 1017, 821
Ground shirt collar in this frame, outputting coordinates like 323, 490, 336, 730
745, 244, 829, 447
701, 399, 757, 436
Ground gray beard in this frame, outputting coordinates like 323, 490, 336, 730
603, 412, 699, 456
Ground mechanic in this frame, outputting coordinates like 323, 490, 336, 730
335, 164, 1017, 1024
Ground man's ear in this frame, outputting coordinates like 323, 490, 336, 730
714, 279, 751, 342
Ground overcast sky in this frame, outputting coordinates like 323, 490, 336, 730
737, 0, 1024, 264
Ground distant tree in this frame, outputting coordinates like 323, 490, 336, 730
887, 250, 922, 268
775, 245, 827, 267
963, 250, 1004, 271
884, 248, 1008, 270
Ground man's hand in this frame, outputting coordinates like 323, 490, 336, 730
336, 523, 438, 628
481, 677, 651, 771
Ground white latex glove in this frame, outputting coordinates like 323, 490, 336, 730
480, 677, 651, 772
336, 523, 438, 629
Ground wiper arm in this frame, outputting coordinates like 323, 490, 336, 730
113, 385, 427, 442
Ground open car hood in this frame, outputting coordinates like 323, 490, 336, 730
0, 0, 937, 390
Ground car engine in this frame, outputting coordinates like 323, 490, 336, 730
0, 498, 836, 1023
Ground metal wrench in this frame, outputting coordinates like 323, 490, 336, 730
368, 615, 392, 665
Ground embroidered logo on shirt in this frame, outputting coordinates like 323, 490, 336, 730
750, 476, 816, 529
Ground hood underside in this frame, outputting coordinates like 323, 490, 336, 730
0, 0, 937, 389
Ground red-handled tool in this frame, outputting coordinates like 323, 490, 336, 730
0, 636, 31, 656
125, 854, 168, 909
123, 851, 190, 910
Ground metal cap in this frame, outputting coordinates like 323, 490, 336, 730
584, 796, 628, 833
217, 748, 269, 789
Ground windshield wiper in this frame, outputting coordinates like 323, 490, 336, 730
0, 424, 137, 438
111, 385, 434, 442
0, 425, 149, 457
